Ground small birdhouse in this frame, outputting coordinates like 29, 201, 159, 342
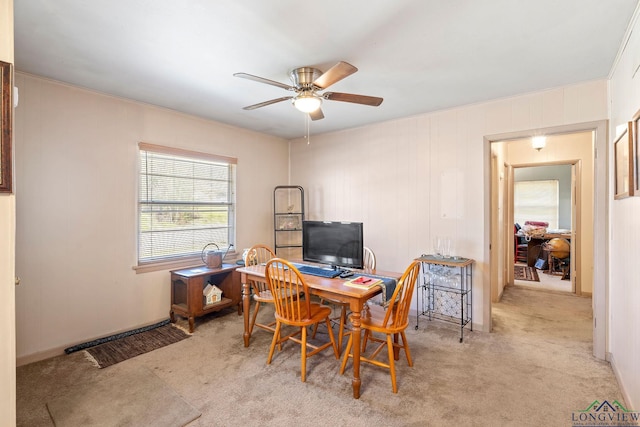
203, 283, 223, 306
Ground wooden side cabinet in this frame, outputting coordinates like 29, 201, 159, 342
170, 264, 242, 332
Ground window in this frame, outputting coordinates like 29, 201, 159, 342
514, 180, 559, 229
138, 143, 236, 266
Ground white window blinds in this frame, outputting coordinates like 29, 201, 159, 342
514, 180, 559, 229
138, 143, 236, 264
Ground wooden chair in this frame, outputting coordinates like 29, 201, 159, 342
339, 260, 420, 393
244, 244, 278, 337
265, 258, 339, 382
315, 246, 377, 356
363, 246, 377, 271
514, 225, 528, 264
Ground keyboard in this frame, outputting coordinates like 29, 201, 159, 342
295, 264, 341, 278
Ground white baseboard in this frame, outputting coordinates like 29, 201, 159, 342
609, 352, 636, 411
17, 346, 65, 367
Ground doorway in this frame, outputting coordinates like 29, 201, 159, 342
511, 163, 576, 294
485, 120, 608, 360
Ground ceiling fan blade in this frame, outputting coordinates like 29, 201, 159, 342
323, 92, 383, 106
233, 72, 295, 91
242, 96, 292, 110
312, 61, 358, 89
309, 108, 324, 121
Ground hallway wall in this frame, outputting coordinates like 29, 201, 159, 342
608, 6, 640, 410
0, 1, 15, 424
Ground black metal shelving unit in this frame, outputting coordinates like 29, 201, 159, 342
415, 254, 474, 342
273, 186, 305, 259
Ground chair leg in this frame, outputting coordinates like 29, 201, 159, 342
266, 321, 281, 365
339, 332, 353, 374
393, 332, 400, 360
325, 317, 339, 358
337, 306, 346, 356
401, 331, 413, 366
362, 329, 371, 352
386, 334, 398, 393
311, 298, 329, 339
249, 301, 261, 336
300, 326, 307, 382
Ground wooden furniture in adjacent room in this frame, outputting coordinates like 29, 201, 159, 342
264, 259, 339, 382
525, 233, 571, 268
237, 263, 402, 399
514, 225, 528, 263
340, 261, 420, 393
544, 237, 571, 278
170, 264, 242, 332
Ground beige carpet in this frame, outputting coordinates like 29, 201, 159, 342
46, 365, 200, 427
18, 287, 625, 427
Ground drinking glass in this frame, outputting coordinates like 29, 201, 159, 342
449, 240, 457, 259
442, 237, 452, 258
433, 236, 442, 258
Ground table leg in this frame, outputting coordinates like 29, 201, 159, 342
241, 275, 251, 347
350, 309, 362, 399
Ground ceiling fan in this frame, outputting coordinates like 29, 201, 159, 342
233, 61, 383, 121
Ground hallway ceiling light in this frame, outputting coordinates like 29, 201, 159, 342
532, 136, 546, 151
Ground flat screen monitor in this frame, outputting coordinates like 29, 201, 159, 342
302, 221, 364, 269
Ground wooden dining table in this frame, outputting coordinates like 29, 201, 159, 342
236, 264, 401, 399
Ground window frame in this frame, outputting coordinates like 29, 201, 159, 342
135, 142, 237, 273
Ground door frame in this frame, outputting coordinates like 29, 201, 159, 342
508, 160, 580, 294
484, 120, 608, 360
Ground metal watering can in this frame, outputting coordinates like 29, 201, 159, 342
201, 243, 233, 269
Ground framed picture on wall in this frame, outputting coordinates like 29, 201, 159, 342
633, 109, 640, 195
613, 123, 634, 200
0, 60, 12, 193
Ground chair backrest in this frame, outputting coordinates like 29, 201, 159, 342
244, 244, 276, 266
265, 258, 312, 324
381, 261, 421, 332
514, 225, 526, 245
363, 246, 376, 270
245, 244, 276, 292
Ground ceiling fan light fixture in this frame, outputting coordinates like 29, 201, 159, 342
293, 92, 322, 113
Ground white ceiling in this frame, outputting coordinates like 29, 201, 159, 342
14, 0, 639, 139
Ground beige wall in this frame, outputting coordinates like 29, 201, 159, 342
505, 131, 594, 294
0, 0, 15, 425
14, 74, 289, 362
608, 7, 640, 410
289, 79, 608, 332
